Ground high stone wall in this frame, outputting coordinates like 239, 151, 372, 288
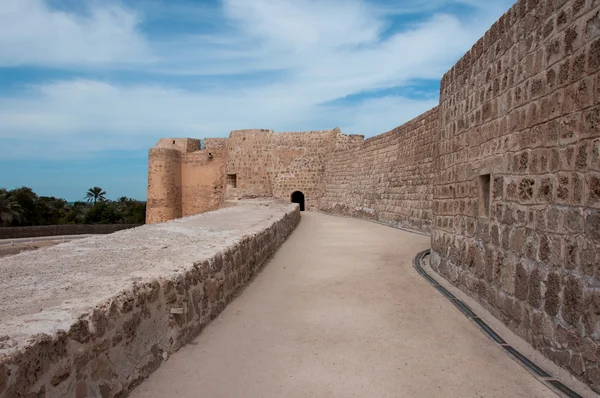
319, 107, 438, 232
430, 0, 600, 391
181, 149, 226, 217
270, 130, 339, 209
225, 130, 275, 200
224, 128, 340, 210
147, 128, 346, 223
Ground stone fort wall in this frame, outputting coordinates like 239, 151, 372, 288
320, 107, 439, 232
430, 0, 600, 390
146, 0, 600, 390
147, 128, 366, 222
147, 138, 226, 224
224, 128, 346, 209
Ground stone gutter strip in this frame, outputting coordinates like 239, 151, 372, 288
0, 201, 300, 397
413, 249, 588, 398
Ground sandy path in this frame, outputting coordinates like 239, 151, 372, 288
131, 212, 554, 398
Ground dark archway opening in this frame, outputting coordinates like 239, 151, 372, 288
291, 191, 305, 211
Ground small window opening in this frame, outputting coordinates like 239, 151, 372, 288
172, 140, 176, 145
478, 174, 491, 217
227, 174, 237, 188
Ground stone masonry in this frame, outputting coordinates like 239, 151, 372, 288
147, 128, 370, 221
145, 0, 600, 391
319, 107, 438, 232
0, 201, 299, 397
430, 0, 600, 391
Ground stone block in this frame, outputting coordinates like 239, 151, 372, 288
545, 272, 561, 317
573, 172, 585, 204
528, 268, 542, 308
564, 208, 583, 233
570, 354, 585, 375
584, 337, 599, 363
537, 177, 555, 202
562, 275, 584, 326
588, 37, 600, 73
583, 105, 600, 138
585, 210, 600, 244
589, 174, 600, 205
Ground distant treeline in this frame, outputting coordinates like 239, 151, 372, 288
0, 186, 146, 227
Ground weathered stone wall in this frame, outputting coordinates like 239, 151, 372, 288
224, 128, 340, 210
0, 224, 140, 240
430, 0, 600, 391
146, 147, 182, 224
270, 130, 339, 210
147, 128, 347, 223
181, 149, 226, 217
147, 139, 227, 224
0, 201, 299, 397
225, 130, 275, 200
319, 108, 438, 232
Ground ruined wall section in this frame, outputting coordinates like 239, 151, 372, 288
204, 138, 228, 151
320, 108, 438, 232
225, 130, 275, 200
181, 149, 227, 217
431, 0, 600, 390
270, 129, 338, 210
156, 138, 201, 153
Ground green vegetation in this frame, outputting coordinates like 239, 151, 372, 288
85, 186, 107, 205
0, 187, 145, 227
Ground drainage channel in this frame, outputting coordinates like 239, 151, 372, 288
413, 249, 583, 398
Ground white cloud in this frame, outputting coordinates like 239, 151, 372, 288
0, 79, 438, 159
0, 0, 150, 66
0, 0, 513, 159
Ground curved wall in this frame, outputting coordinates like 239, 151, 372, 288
146, 148, 182, 224
319, 108, 438, 232
431, 0, 600, 390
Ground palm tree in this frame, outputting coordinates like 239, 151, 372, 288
0, 192, 23, 225
85, 187, 107, 205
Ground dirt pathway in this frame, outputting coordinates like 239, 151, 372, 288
131, 212, 554, 398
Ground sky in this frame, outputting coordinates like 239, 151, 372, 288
0, 0, 514, 201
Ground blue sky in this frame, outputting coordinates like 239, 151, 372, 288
0, 0, 514, 201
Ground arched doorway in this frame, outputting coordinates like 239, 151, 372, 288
291, 191, 305, 211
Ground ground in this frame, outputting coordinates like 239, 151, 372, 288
0, 240, 64, 258
131, 212, 555, 398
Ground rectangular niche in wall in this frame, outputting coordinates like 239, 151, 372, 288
478, 173, 491, 217
227, 174, 237, 188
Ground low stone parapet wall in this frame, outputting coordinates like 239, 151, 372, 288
0, 201, 300, 397
0, 224, 141, 240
